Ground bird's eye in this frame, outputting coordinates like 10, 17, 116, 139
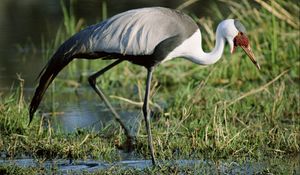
240, 32, 244, 35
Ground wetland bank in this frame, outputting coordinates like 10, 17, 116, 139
0, 0, 299, 174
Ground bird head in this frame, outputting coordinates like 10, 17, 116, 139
221, 19, 260, 70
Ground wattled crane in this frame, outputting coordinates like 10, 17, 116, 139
29, 7, 260, 166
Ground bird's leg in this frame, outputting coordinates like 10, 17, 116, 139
88, 59, 136, 151
142, 67, 156, 165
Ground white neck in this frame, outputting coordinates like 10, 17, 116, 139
164, 27, 226, 65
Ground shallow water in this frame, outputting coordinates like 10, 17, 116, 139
28, 86, 143, 137
44, 101, 142, 134
0, 159, 258, 173
1, 156, 299, 174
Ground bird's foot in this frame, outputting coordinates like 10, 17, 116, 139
116, 136, 137, 152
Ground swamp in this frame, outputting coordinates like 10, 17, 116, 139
0, 0, 299, 174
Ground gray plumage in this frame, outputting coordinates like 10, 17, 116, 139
66, 7, 199, 65
88, 7, 198, 56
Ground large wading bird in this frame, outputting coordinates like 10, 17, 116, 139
29, 7, 260, 165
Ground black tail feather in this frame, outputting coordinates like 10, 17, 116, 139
28, 25, 94, 124
28, 48, 74, 124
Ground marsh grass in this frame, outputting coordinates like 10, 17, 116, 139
0, 0, 299, 174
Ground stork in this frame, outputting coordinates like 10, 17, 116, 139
29, 7, 260, 166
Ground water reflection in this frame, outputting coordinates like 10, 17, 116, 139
41, 89, 142, 135
48, 106, 142, 135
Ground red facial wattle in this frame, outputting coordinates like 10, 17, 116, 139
233, 32, 260, 70
233, 32, 249, 48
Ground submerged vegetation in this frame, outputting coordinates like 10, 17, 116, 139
0, 0, 299, 174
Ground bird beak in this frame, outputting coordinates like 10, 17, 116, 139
240, 45, 261, 70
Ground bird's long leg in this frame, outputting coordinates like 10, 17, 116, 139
88, 59, 136, 150
142, 67, 156, 165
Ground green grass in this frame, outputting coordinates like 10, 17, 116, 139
0, 0, 299, 174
